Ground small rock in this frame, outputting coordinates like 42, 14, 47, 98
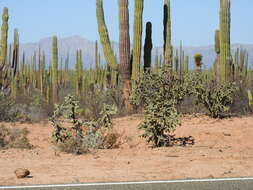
14, 168, 30, 178
127, 161, 130, 164
93, 155, 100, 159
219, 149, 223, 152
223, 133, 231, 137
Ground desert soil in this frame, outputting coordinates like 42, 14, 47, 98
0, 114, 253, 186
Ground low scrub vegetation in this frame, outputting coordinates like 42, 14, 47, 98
186, 73, 238, 118
0, 124, 32, 149
50, 95, 120, 155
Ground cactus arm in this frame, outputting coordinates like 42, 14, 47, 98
96, 0, 118, 71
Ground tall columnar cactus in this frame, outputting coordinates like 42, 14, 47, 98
248, 90, 253, 108
118, 0, 132, 111
219, 0, 231, 81
10, 29, 19, 98
143, 22, 153, 71
184, 55, 189, 74
75, 49, 83, 97
12, 28, 19, 77
96, 0, 144, 112
154, 49, 159, 73
131, 0, 144, 82
52, 36, 59, 103
179, 41, 184, 80
163, 0, 173, 70
0, 7, 8, 69
40, 50, 46, 96
64, 52, 69, 87
118, 0, 131, 81
95, 40, 99, 70
214, 29, 221, 82
96, 0, 118, 71
174, 49, 179, 73
94, 40, 101, 83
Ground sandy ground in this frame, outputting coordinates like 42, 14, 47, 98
0, 114, 253, 186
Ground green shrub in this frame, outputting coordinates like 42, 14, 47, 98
131, 69, 188, 147
0, 124, 32, 149
0, 93, 20, 122
79, 85, 125, 120
187, 73, 238, 118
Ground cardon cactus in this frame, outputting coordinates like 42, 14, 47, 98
219, 0, 231, 81
132, 0, 144, 82
96, 0, 118, 71
163, 0, 173, 70
0, 7, 8, 68
143, 22, 153, 71
52, 36, 59, 103
248, 90, 253, 107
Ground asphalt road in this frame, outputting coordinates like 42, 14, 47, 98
1, 177, 253, 190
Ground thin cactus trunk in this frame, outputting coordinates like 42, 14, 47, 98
214, 30, 221, 82
184, 56, 189, 74
52, 36, 59, 103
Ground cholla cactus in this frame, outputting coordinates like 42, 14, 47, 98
97, 104, 117, 129
50, 95, 83, 143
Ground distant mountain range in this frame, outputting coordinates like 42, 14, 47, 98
19, 35, 253, 69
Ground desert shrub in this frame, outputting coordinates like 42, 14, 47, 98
187, 73, 238, 118
50, 95, 119, 154
0, 93, 20, 122
13, 90, 53, 122
131, 69, 188, 147
79, 84, 125, 120
0, 124, 32, 149
177, 94, 207, 115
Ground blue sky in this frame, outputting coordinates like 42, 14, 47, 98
0, 0, 252, 46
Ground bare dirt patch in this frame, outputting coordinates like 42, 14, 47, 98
0, 115, 253, 185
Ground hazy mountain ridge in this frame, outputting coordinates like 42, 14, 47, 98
19, 35, 253, 69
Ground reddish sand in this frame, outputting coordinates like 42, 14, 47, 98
0, 114, 253, 186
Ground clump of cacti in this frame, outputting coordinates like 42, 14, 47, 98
96, 0, 145, 112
